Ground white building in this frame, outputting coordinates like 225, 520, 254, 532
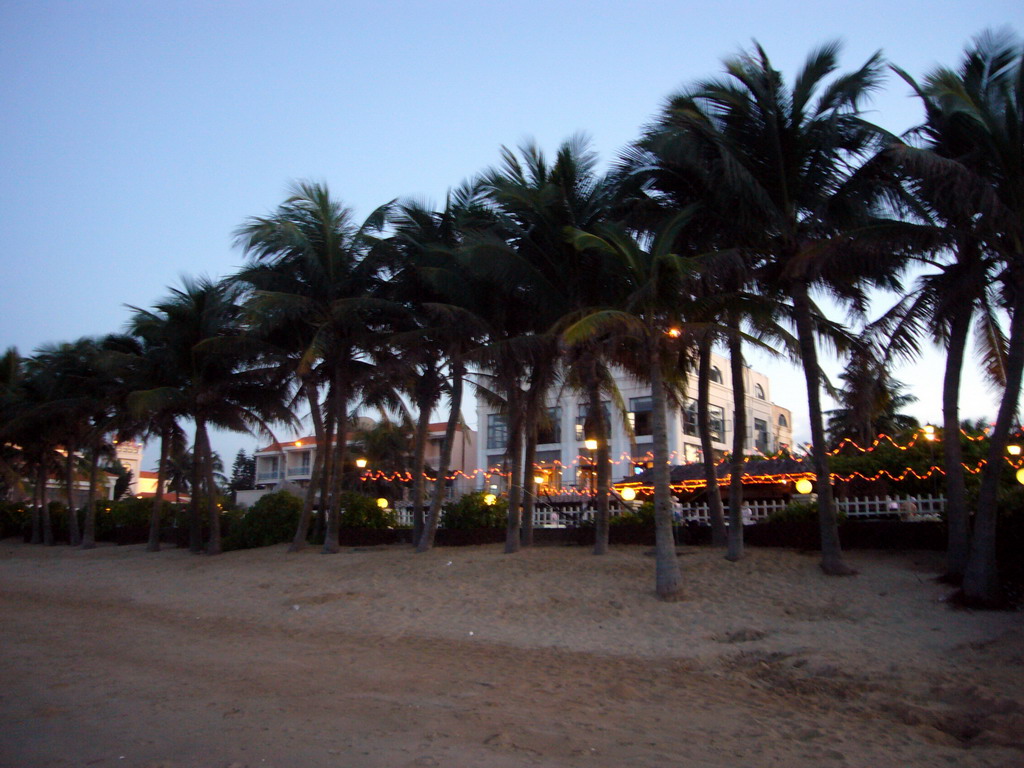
242, 419, 478, 508
476, 353, 793, 493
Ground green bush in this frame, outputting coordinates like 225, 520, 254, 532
223, 490, 302, 550
93, 497, 177, 541
338, 491, 397, 529
612, 500, 655, 526
767, 500, 847, 524
442, 492, 507, 530
0, 501, 31, 539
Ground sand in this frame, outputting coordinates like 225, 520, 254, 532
0, 539, 1022, 768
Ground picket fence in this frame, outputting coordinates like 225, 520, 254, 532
394, 493, 945, 530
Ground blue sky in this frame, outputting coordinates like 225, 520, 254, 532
2, 1, 1021, 468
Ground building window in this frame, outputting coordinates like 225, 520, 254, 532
754, 383, 765, 399
683, 399, 698, 437
537, 407, 561, 445
709, 405, 725, 442
487, 413, 508, 450
778, 414, 788, 427
710, 366, 723, 384
754, 418, 769, 453
683, 400, 725, 442
575, 402, 610, 441
629, 396, 653, 437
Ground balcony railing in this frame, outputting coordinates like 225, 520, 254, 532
256, 471, 282, 483
287, 466, 311, 477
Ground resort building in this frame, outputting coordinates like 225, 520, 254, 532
476, 353, 793, 494
242, 419, 478, 507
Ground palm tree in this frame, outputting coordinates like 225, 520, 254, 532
826, 334, 919, 445
384, 191, 487, 544
141, 276, 293, 555
476, 136, 619, 554
913, 31, 1024, 606
564, 215, 695, 599
234, 181, 391, 554
641, 42, 903, 574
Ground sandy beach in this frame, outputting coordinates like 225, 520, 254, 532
1, 539, 1022, 768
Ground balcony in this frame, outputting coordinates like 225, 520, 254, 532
256, 471, 282, 483
287, 466, 311, 478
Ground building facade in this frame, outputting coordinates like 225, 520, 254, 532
476, 353, 793, 494
243, 420, 478, 508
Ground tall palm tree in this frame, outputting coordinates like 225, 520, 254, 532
565, 215, 695, 599
910, 31, 1024, 606
141, 276, 293, 554
477, 136, 620, 554
641, 42, 903, 574
234, 181, 391, 554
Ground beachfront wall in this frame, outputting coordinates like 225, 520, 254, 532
475, 355, 793, 496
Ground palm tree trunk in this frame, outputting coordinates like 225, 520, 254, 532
410, 391, 433, 545
40, 459, 54, 545
503, 408, 525, 554
961, 289, 1024, 606
726, 313, 746, 562
323, 373, 349, 555
290, 378, 325, 552
314, 400, 336, 544
520, 422, 539, 547
147, 426, 169, 552
793, 281, 854, 575
941, 307, 972, 582
418, 358, 464, 552
587, 368, 611, 556
80, 445, 101, 549
698, 333, 727, 546
197, 419, 222, 555
188, 434, 203, 553
64, 447, 81, 546
31, 461, 43, 544
651, 338, 683, 599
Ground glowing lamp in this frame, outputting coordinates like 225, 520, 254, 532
923, 424, 936, 441
1017, 468, 1024, 486
483, 493, 497, 506
533, 475, 545, 485
376, 498, 388, 509
355, 458, 367, 468
620, 487, 637, 501
294, 440, 303, 446
666, 327, 682, 338
795, 478, 814, 494
1008, 444, 1022, 457
584, 439, 598, 451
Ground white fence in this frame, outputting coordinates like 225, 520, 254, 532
393, 494, 945, 529
673, 494, 944, 525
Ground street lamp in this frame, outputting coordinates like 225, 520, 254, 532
923, 424, 936, 441
355, 458, 367, 469
1008, 444, 1022, 457
795, 478, 813, 495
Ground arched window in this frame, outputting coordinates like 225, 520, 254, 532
754, 383, 765, 399
710, 366, 723, 384
778, 414, 788, 427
